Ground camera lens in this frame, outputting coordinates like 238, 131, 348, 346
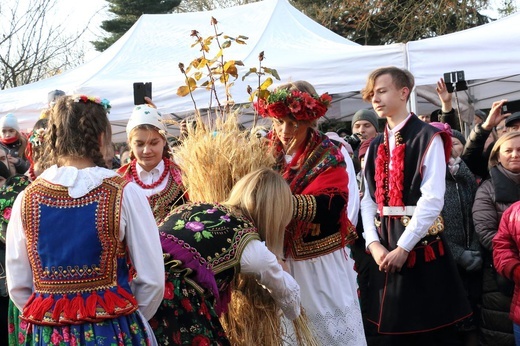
346, 133, 361, 151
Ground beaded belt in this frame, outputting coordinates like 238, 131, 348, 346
375, 215, 444, 236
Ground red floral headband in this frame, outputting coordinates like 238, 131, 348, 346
254, 89, 332, 121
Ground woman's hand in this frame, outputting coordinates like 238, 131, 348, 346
144, 96, 157, 109
436, 78, 453, 112
7, 155, 19, 166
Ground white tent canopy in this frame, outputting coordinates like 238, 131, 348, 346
0, 0, 405, 141
0, 0, 519, 141
409, 11, 520, 127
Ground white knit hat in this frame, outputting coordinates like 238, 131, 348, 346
0, 113, 20, 131
126, 105, 166, 137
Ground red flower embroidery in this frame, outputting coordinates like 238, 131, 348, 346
192, 335, 211, 346
149, 318, 159, 330
3, 207, 11, 220
181, 298, 193, 312
173, 331, 181, 344
198, 301, 211, 320
164, 281, 174, 300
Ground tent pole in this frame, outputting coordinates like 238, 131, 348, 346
409, 88, 417, 115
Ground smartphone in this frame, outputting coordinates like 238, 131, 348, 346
133, 82, 152, 105
502, 99, 520, 114
443, 71, 468, 93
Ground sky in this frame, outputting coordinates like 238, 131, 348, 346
57, 0, 110, 61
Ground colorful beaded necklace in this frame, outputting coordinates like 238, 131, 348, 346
131, 157, 170, 189
374, 130, 406, 215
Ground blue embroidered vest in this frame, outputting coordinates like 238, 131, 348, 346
21, 176, 138, 326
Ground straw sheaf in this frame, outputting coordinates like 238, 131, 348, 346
171, 112, 275, 203
169, 112, 316, 345
220, 274, 319, 346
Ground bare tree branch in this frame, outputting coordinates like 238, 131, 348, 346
0, 0, 91, 89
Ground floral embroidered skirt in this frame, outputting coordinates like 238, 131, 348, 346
8, 298, 27, 345
149, 262, 230, 345
10, 307, 152, 346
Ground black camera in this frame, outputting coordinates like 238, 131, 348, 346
345, 133, 362, 151
502, 100, 520, 114
443, 71, 468, 93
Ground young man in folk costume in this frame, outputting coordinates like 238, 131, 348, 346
360, 66, 472, 345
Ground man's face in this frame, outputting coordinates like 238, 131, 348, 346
506, 120, 520, 133
0, 150, 13, 176
418, 114, 431, 123
370, 74, 407, 119
0, 150, 8, 168
352, 120, 377, 142
496, 119, 507, 137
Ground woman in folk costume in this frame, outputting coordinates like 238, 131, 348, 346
117, 105, 186, 223
255, 80, 366, 345
150, 167, 301, 345
6, 95, 164, 345
0, 118, 48, 345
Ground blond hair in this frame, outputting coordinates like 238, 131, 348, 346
224, 167, 292, 258
489, 131, 520, 169
361, 66, 414, 102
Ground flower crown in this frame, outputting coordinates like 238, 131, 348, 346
73, 95, 112, 113
254, 89, 332, 121
28, 128, 46, 147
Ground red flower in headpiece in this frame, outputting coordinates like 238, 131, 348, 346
267, 102, 290, 119
254, 88, 331, 121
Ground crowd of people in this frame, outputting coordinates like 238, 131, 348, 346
0, 66, 518, 346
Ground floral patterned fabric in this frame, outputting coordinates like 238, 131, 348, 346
0, 175, 32, 345
0, 174, 31, 244
18, 311, 151, 346
149, 262, 230, 346
152, 202, 260, 345
8, 299, 27, 346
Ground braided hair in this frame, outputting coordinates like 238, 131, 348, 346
42, 95, 111, 169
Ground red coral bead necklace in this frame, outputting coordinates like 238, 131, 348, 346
131, 158, 170, 189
